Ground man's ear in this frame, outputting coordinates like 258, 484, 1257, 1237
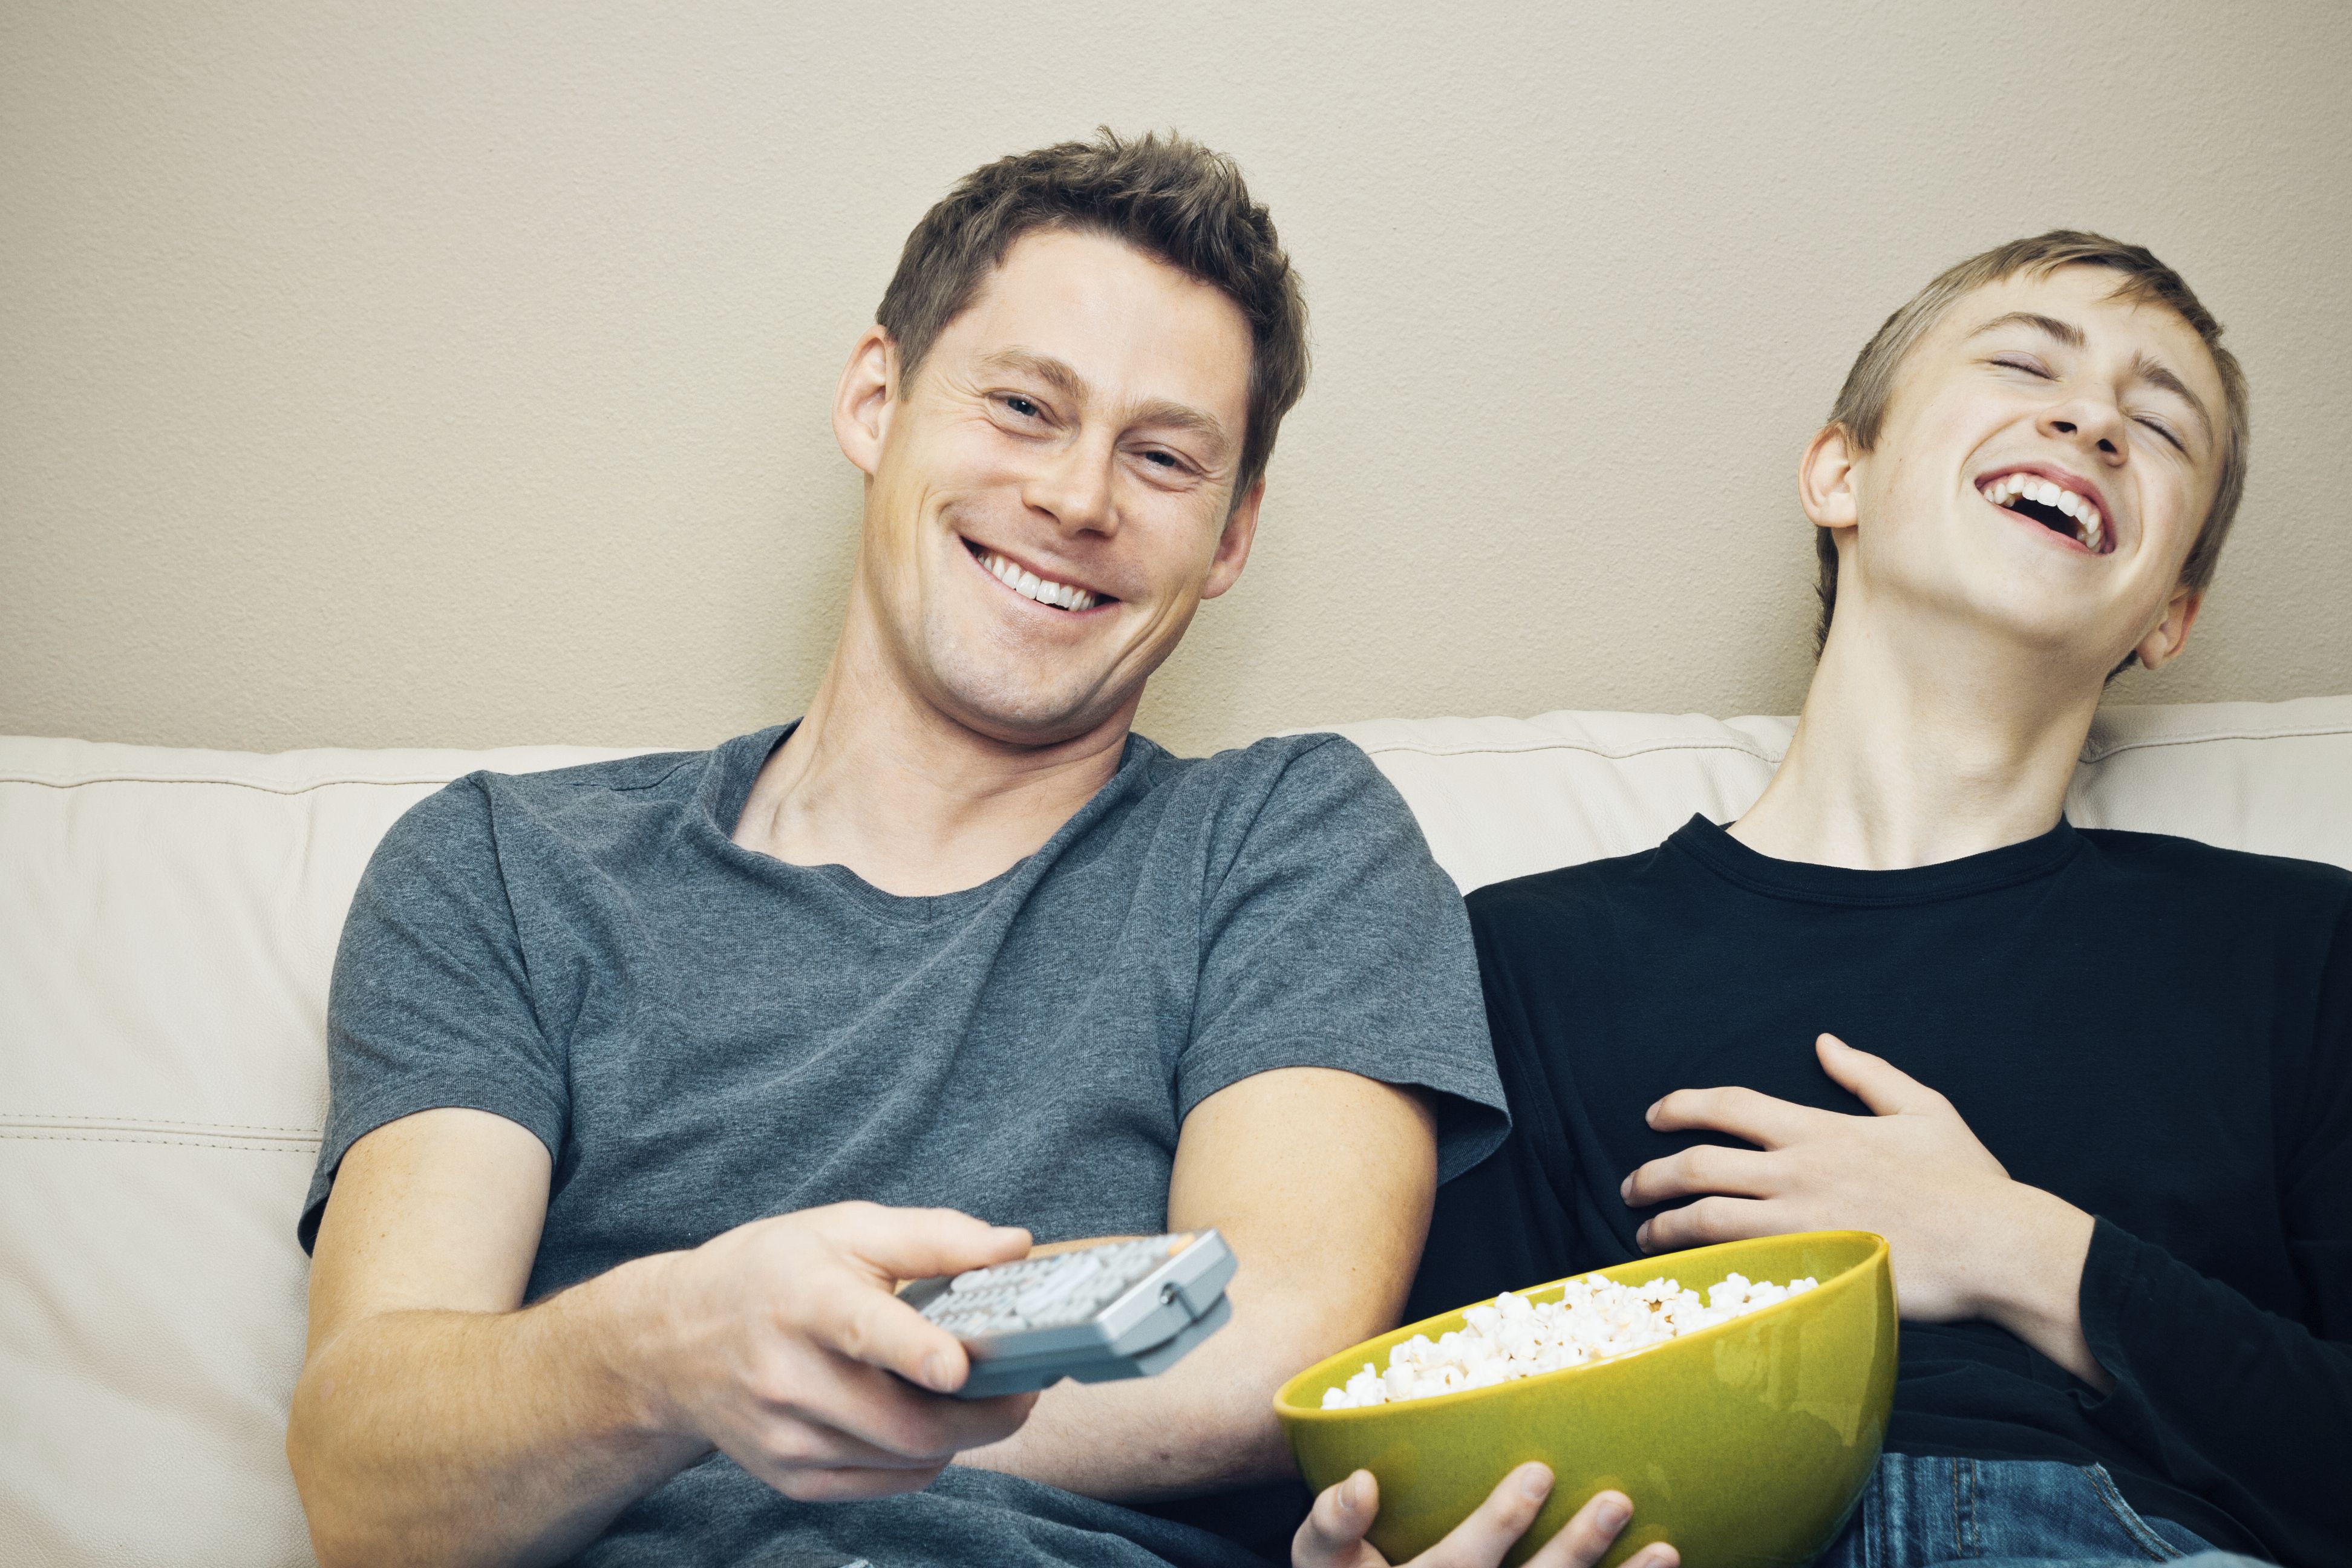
834, 326, 898, 478
2134, 584, 2203, 672
1198, 480, 1264, 602
1798, 423, 1860, 532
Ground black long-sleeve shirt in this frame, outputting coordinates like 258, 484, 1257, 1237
1408, 816, 2352, 1566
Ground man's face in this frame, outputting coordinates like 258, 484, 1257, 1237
840, 229, 1258, 745
1828, 265, 2228, 671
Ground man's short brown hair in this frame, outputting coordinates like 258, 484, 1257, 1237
1813, 230, 2250, 653
877, 129, 1308, 507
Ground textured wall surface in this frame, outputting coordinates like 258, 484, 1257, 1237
4, 2, 2348, 756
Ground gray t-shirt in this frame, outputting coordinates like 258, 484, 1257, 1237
302, 724, 1504, 1567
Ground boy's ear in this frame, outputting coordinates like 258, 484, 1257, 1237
1798, 424, 1860, 532
834, 325, 898, 478
2134, 584, 2203, 672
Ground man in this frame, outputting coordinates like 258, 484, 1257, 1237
284, 131, 1515, 1568
1379, 234, 2345, 1567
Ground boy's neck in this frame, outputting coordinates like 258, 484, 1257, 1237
1729, 604, 2103, 871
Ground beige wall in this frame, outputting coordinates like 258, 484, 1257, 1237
4, 2, 2349, 757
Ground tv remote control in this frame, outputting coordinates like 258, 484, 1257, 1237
901, 1230, 1236, 1399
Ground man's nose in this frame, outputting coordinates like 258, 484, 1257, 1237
2040, 392, 2129, 466
1022, 432, 1118, 536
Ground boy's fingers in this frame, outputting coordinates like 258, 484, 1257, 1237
1422, 1462, 1553, 1566
1293, 1470, 1383, 1567
1635, 1194, 1777, 1252
1524, 1489, 1636, 1568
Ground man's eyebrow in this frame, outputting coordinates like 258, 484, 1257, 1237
1125, 397, 1230, 449
976, 349, 1089, 407
976, 348, 1231, 451
1967, 311, 2085, 349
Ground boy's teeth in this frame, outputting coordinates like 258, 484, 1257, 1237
1978, 471, 2108, 554
979, 550, 1097, 611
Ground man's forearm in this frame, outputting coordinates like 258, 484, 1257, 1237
953, 1279, 1312, 1501
287, 1255, 703, 1568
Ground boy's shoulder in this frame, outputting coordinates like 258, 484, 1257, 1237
1464, 840, 1671, 936
2076, 825, 2352, 910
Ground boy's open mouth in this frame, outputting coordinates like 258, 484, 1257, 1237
964, 538, 1113, 613
1976, 469, 2112, 555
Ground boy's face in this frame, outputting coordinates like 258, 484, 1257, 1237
1818, 265, 2229, 673
838, 228, 1259, 746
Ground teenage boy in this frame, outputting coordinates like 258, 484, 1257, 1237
1315, 234, 2343, 1568
282, 132, 1523, 1568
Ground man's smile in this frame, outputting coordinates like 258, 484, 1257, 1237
1973, 463, 2114, 556
961, 535, 1117, 614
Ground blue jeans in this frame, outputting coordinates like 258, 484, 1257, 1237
1813, 1455, 2265, 1567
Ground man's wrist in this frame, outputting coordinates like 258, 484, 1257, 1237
560, 1249, 709, 1455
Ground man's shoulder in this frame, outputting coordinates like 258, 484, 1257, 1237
1131, 730, 1406, 839
371, 737, 755, 874
462, 744, 719, 811
1144, 728, 1376, 791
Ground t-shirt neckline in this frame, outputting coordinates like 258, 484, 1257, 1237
1668, 810, 2082, 907
692, 720, 1160, 921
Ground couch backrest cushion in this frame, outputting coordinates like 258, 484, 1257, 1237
4, 696, 2348, 1564
1, 740, 649, 1567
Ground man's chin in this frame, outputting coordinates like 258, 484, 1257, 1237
929, 673, 1135, 751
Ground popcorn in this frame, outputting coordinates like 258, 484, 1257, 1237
1318, 1273, 1818, 1409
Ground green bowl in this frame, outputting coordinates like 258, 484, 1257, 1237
1274, 1232, 1896, 1568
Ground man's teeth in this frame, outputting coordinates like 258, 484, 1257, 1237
1978, 472, 2106, 553
978, 550, 1097, 611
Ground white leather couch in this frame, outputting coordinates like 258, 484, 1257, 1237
6, 697, 2350, 1566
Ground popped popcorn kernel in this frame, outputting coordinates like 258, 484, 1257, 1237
1317, 1273, 1823, 1408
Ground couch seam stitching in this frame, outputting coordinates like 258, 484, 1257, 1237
1353, 739, 1784, 763
2078, 725, 2352, 761
4, 1112, 321, 1132
0, 773, 471, 795
1350, 723, 2352, 766
0, 1131, 320, 1151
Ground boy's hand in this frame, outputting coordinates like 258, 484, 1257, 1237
1293, 1465, 1677, 1568
1621, 1034, 2107, 1386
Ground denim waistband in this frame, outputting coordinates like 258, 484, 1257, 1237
1815, 1454, 2230, 1568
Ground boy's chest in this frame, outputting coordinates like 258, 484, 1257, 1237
1563, 926, 2290, 1299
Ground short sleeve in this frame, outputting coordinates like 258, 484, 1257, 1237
298, 777, 569, 1252
1177, 736, 1506, 1181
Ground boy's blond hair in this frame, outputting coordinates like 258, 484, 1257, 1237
1815, 231, 2249, 654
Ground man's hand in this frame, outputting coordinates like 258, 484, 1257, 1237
1620, 1033, 2108, 1386
633, 1200, 1040, 1500
1294, 1466, 1677, 1568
